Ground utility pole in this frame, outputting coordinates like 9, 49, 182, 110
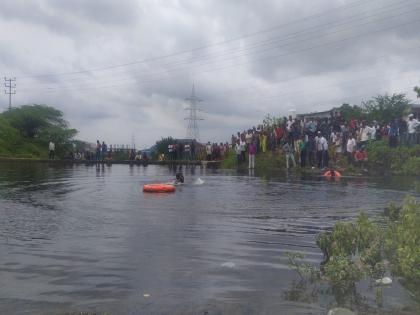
185, 84, 204, 141
4, 77, 16, 110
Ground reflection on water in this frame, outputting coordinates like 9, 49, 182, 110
0, 162, 419, 314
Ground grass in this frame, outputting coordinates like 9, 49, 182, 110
221, 149, 287, 171
220, 144, 401, 177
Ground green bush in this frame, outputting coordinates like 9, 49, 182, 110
366, 140, 420, 175
309, 198, 420, 290
385, 196, 420, 283
315, 212, 385, 287
401, 157, 420, 176
0, 105, 77, 159
220, 149, 238, 169
323, 255, 363, 287
256, 150, 286, 170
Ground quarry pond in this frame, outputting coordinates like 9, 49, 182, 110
0, 162, 419, 315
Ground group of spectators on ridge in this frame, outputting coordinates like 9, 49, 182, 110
62, 140, 149, 162
231, 111, 420, 169
68, 110, 418, 166
163, 141, 230, 161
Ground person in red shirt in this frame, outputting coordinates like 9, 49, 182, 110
274, 124, 284, 148
349, 118, 357, 133
354, 146, 368, 169
248, 141, 257, 169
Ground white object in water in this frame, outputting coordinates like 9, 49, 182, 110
193, 178, 205, 185
375, 277, 392, 285
221, 262, 235, 268
327, 307, 356, 315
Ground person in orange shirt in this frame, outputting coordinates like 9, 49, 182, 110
354, 146, 368, 169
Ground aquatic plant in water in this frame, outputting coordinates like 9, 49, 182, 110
385, 196, 420, 284
286, 196, 420, 310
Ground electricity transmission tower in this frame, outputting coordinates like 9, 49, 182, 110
4, 77, 16, 110
185, 84, 203, 141
131, 133, 136, 150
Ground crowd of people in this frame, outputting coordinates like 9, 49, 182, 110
204, 142, 230, 161
68, 140, 149, 162
166, 141, 197, 160
231, 112, 420, 170
50, 110, 418, 167
75, 140, 113, 161
164, 141, 230, 161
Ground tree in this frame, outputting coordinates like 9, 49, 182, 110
361, 93, 411, 123
337, 103, 364, 122
2, 105, 69, 138
414, 86, 420, 99
0, 104, 78, 158
155, 137, 174, 155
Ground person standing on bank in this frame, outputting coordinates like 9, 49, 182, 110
235, 139, 242, 165
101, 141, 107, 161
282, 139, 296, 169
49, 140, 55, 160
248, 141, 256, 169
95, 140, 101, 161
407, 114, 420, 146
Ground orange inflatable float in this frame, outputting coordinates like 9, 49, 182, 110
323, 170, 342, 178
143, 183, 176, 193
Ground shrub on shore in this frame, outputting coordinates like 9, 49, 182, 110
365, 140, 420, 175
0, 105, 77, 159
288, 196, 420, 304
220, 149, 287, 170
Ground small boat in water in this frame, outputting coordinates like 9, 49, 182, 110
143, 183, 175, 193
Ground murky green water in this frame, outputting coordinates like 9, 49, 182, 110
0, 162, 418, 314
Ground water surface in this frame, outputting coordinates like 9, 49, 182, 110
0, 162, 418, 314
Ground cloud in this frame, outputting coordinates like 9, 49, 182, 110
0, 0, 419, 148
0, 0, 139, 33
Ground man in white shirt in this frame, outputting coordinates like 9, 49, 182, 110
359, 122, 371, 145
346, 134, 356, 164
48, 140, 55, 160
286, 116, 294, 132
235, 140, 242, 164
206, 142, 212, 160
168, 144, 173, 160
370, 121, 377, 140
239, 139, 246, 162
184, 144, 191, 160
315, 132, 328, 169
407, 114, 420, 146
245, 130, 253, 145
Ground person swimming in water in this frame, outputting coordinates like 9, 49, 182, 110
324, 168, 341, 178
175, 173, 184, 184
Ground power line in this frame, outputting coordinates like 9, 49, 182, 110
18, 0, 420, 90
4, 77, 16, 110
21, 14, 420, 94
17, 0, 378, 80
213, 72, 420, 109
121, 0, 419, 75
210, 47, 420, 99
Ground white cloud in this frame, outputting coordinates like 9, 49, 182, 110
1, 0, 419, 148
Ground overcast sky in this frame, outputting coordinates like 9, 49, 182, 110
1, 0, 419, 148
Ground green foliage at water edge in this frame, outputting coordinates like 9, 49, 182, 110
365, 140, 420, 175
288, 197, 420, 300
0, 105, 77, 158
385, 196, 420, 283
